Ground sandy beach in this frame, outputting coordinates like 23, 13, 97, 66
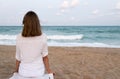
0, 45, 120, 79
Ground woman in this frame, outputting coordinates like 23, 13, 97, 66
10, 11, 54, 79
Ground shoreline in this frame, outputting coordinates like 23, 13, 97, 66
0, 45, 120, 79
1, 44, 120, 49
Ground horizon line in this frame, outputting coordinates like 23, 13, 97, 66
0, 25, 120, 27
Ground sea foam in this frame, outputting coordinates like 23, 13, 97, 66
0, 34, 83, 40
47, 35, 83, 40
0, 35, 16, 40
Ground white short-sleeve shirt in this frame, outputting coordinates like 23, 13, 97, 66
15, 33, 48, 77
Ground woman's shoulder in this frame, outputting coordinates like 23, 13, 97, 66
16, 34, 22, 42
42, 33, 47, 37
40, 33, 47, 40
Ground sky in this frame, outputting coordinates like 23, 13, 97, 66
0, 0, 120, 26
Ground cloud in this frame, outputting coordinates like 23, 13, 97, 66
71, 0, 79, 7
60, 0, 79, 9
61, 0, 69, 9
59, 0, 80, 15
92, 9, 99, 15
116, 2, 120, 10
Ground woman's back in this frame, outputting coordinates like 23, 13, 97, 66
16, 33, 48, 63
16, 33, 48, 77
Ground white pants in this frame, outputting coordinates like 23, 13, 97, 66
19, 62, 45, 77
9, 73, 54, 79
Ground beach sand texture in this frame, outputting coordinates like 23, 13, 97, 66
0, 45, 120, 79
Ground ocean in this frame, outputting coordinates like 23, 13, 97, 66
0, 26, 120, 48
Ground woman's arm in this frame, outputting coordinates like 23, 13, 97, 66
43, 56, 52, 73
14, 60, 20, 72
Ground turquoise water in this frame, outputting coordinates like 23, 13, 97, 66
0, 26, 120, 48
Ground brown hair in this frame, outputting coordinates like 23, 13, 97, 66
22, 11, 42, 37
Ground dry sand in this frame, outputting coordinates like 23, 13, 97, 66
0, 45, 120, 79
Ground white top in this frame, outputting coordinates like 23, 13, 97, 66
16, 33, 48, 77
